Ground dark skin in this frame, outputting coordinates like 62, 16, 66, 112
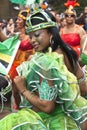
0, 27, 7, 42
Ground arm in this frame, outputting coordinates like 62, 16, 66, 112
14, 76, 55, 113
75, 62, 87, 96
79, 34, 87, 66
78, 26, 86, 46
80, 34, 87, 54
0, 27, 7, 41
64, 54, 87, 96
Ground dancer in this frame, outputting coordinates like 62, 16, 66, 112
60, 4, 86, 57
0, 4, 87, 129
8, 9, 34, 80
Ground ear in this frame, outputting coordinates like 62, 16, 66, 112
50, 35, 54, 45
50, 34, 53, 41
50, 35, 52, 44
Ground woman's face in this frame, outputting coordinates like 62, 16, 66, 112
29, 29, 51, 52
65, 13, 75, 24
16, 17, 25, 29
8, 18, 14, 25
60, 18, 67, 27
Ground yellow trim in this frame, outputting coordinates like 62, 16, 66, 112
18, 14, 26, 20
0, 53, 11, 62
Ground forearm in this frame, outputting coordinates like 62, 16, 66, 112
13, 76, 55, 113
79, 80, 87, 96
12, 83, 21, 107
75, 64, 87, 95
22, 89, 55, 113
0, 31, 7, 41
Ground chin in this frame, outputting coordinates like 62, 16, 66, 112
35, 49, 40, 52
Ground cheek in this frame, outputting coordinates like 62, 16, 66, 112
40, 35, 50, 47
18, 22, 24, 28
17, 18, 24, 25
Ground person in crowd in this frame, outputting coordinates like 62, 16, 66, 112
76, 6, 87, 26
8, 9, 34, 80
8, 9, 34, 111
2, 17, 15, 37
0, 7, 87, 130
59, 17, 67, 30
83, 17, 87, 33
50, 9, 60, 29
0, 22, 7, 41
60, 5, 86, 57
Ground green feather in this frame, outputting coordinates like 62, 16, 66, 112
26, 0, 43, 5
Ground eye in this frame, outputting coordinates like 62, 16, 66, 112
29, 34, 32, 39
34, 31, 41, 37
29, 31, 41, 39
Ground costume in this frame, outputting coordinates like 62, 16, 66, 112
80, 37, 87, 65
8, 38, 34, 79
0, 74, 12, 118
0, 51, 87, 130
8, 8, 34, 79
81, 53, 87, 65
61, 27, 80, 57
1, 1, 86, 129
61, 0, 81, 57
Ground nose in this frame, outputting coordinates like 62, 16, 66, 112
30, 35, 37, 45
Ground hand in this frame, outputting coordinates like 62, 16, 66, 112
0, 24, 2, 31
18, 32, 23, 41
14, 76, 27, 93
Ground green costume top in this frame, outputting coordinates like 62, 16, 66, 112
0, 50, 87, 130
17, 51, 87, 123
81, 52, 87, 65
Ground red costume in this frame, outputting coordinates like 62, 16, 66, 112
61, 28, 80, 57
64, 0, 80, 7
62, 0, 80, 57
9, 39, 34, 79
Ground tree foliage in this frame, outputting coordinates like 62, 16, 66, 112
47, 0, 87, 14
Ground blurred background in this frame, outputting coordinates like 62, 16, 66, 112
0, 0, 87, 19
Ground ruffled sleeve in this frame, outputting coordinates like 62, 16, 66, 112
17, 52, 87, 124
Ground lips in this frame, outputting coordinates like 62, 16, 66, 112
33, 44, 39, 50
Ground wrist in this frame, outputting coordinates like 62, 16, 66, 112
77, 73, 86, 84
21, 89, 27, 95
22, 90, 34, 100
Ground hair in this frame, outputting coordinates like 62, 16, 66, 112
45, 10, 78, 72
21, 11, 28, 18
7, 17, 13, 22
0, 75, 8, 91
28, 10, 78, 72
